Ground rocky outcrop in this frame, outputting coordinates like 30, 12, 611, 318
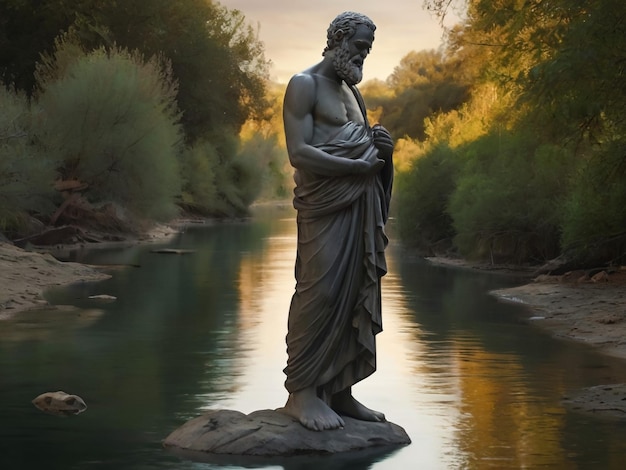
163, 409, 410, 464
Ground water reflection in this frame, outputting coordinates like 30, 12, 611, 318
2, 207, 626, 469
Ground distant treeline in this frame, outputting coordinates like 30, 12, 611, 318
361, 0, 626, 267
2, 1, 624, 268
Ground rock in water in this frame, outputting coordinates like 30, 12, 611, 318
163, 409, 410, 463
32, 391, 87, 416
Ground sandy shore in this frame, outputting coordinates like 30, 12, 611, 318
493, 273, 626, 420
0, 242, 111, 319
0, 223, 180, 319
425, 256, 626, 360
492, 273, 626, 360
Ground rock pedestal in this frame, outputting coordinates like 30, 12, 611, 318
163, 408, 410, 465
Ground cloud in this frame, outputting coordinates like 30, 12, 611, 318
218, 0, 450, 83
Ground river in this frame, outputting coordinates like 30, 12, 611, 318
1, 206, 626, 469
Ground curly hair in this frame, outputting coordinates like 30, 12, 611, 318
323, 11, 376, 56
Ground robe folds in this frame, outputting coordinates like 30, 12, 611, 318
284, 120, 393, 399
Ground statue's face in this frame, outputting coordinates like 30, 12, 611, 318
333, 24, 374, 85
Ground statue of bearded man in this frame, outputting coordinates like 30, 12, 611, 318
279, 11, 394, 431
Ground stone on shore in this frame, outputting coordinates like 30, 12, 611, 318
163, 409, 410, 462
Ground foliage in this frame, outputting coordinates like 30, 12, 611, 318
35, 38, 183, 220
561, 138, 626, 266
518, 0, 626, 144
237, 133, 290, 201
0, 1, 274, 236
388, 0, 626, 265
424, 82, 511, 148
395, 143, 459, 254
238, 82, 291, 201
448, 132, 568, 263
180, 134, 266, 217
179, 140, 220, 215
392, 137, 424, 174
0, 87, 56, 235
0, 0, 73, 93
179, 81, 289, 217
0, 0, 269, 143
363, 50, 470, 140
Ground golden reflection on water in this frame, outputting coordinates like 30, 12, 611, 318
4, 212, 626, 469
202, 213, 625, 469
221, 215, 465, 468
220, 219, 295, 412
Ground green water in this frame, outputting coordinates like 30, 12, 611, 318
2, 207, 626, 469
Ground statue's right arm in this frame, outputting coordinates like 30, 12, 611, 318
283, 74, 373, 176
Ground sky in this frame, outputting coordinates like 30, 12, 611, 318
217, 0, 459, 83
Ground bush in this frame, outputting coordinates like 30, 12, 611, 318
36, 39, 182, 220
561, 139, 626, 265
179, 140, 220, 215
395, 143, 459, 253
0, 87, 56, 235
449, 132, 568, 263
237, 133, 290, 201
180, 134, 266, 217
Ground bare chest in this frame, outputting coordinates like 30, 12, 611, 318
313, 81, 365, 128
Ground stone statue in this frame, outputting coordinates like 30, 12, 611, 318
280, 11, 394, 431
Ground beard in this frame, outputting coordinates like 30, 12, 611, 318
332, 42, 363, 85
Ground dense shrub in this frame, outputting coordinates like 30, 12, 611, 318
395, 143, 459, 254
179, 140, 220, 215
237, 133, 290, 201
0, 87, 56, 235
36, 40, 182, 220
561, 138, 626, 265
180, 134, 266, 217
449, 132, 568, 263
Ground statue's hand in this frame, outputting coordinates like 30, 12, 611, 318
372, 124, 394, 161
352, 158, 385, 175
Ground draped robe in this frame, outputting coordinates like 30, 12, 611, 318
284, 96, 393, 399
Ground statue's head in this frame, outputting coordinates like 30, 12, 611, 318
323, 12, 376, 85
324, 12, 376, 55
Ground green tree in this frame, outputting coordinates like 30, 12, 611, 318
365, 50, 469, 140
64, 0, 269, 142
180, 133, 267, 217
0, 0, 269, 143
239, 82, 291, 201
401, 0, 626, 265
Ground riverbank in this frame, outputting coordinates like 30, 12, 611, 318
492, 271, 626, 360
428, 256, 626, 419
0, 222, 181, 319
493, 271, 626, 420
427, 256, 626, 360
0, 241, 110, 318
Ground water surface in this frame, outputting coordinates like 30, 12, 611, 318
2, 207, 626, 469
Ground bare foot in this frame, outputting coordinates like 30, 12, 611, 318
279, 387, 345, 431
331, 388, 386, 422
